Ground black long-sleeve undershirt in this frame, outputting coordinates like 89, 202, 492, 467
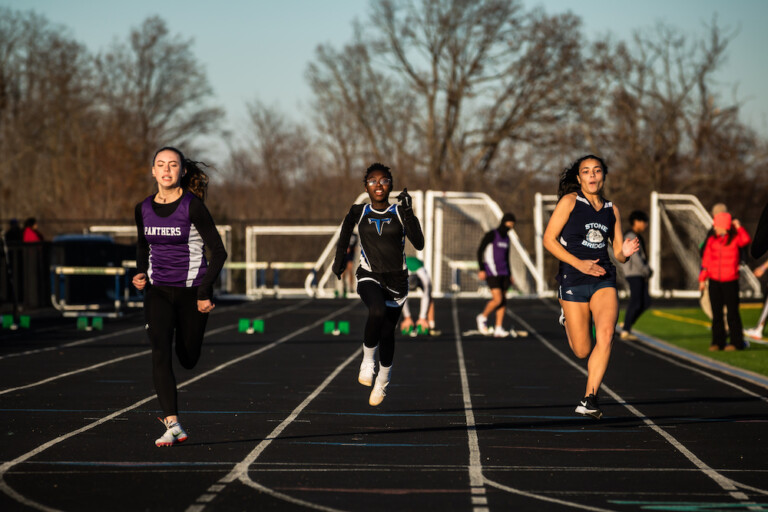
135, 194, 227, 301
476, 230, 495, 270
400, 206, 424, 251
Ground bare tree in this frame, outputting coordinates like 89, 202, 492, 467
578, 21, 768, 218
0, 8, 97, 220
307, 0, 584, 189
94, 16, 224, 164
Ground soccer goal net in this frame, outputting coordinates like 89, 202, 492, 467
425, 191, 541, 297
300, 190, 543, 298
649, 192, 761, 298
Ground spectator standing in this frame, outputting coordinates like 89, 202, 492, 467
698, 212, 751, 351
620, 211, 652, 340
22, 218, 43, 242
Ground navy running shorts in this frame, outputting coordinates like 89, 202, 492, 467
559, 281, 615, 302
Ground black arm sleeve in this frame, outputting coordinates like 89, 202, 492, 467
400, 206, 424, 251
189, 197, 228, 301
476, 231, 494, 269
135, 203, 149, 275
332, 205, 362, 277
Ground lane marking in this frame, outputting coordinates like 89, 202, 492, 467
0, 325, 145, 361
623, 332, 768, 392
0, 350, 151, 396
0, 299, 353, 512
0, 301, 278, 362
0, 301, 310, 395
456, 299, 617, 511
188, 348, 361, 512
508, 308, 768, 501
450, 298, 485, 490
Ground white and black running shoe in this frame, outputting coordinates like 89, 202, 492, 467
155, 418, 188, 447
575, 394, 602, 419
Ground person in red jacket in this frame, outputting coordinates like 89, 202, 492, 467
698, 212, 751, 351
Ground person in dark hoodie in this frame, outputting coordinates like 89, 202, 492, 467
620, 210, 652, 340
475, 213, 517, 338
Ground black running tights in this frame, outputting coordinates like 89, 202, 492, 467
357, 281, 403, 367
144, 285, 209, 417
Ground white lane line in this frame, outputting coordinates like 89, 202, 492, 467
537, 298, 768, 392
450, 298, 485, 490
624, 335, 768, 401
483, 479, 618, 512
507, 309, 768, 499
0, 350, 151, 395
0, 301, 310, 395
0, 302, 252, 361
456, 299, 617, 512
188, 349, 361, 512
0, 299, 353, 512
0, 326, 145, 360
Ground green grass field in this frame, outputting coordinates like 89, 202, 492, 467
621, 302, 768, 378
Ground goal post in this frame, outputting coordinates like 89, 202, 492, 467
427, 191, 544, 297
649, 192, 761, 298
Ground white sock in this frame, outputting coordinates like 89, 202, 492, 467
362, 344, 378, 362
376, 365, 392, 384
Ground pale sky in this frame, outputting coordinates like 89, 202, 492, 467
5, 0, 768, 162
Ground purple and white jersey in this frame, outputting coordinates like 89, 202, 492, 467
482, 229, 510, 276
141, 192, 207, 287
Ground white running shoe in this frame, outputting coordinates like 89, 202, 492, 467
369, 379, 389, 406
493, 326, 510, 338
476, 314, 489, 334
358, 359, 377, 387
558, 308, 566, 327
369, 366, 391, 406
155, 419, 188, 447
744, 326, 764, 340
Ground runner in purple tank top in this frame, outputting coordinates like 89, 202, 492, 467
475, 213, 517, 337
543, 155, 638, 420
132, 147, 227, 447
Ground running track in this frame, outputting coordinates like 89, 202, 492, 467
1, 298, 767, 511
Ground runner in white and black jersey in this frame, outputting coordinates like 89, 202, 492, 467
133, 147, 227, 446
332, 163, 424, 406
543, 155, 638, 419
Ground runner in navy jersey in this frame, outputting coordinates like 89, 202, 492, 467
543, 155, 639, 419
332, 163, 424, 406
132, 147, 227, 446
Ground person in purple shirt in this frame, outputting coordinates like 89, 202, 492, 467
476, 213, 516, 338
132, 146, 227, 447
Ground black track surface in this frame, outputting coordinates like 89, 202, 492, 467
1, 298, 767, 511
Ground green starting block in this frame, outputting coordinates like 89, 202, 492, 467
1, 315, 29, 329
238, 318, 264, 334
324, 321, 350, 335
76, 317, 103, 331
401, 324, 428, 336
